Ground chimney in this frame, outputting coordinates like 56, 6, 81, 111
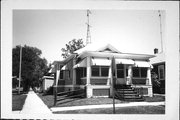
154, 48, 158, 54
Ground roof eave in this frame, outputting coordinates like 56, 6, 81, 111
78, 51, 155, 60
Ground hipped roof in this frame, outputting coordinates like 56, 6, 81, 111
62, 43, 155, 63
74, 43, 121, 54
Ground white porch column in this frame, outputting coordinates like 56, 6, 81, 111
127, 66, 132, 85
107, 66, 112, 85
56, 70, 60, 86
108, 65, 113, 97
86, 56, 92, 98
72, 59, 76, 90
147, 67, 153, 97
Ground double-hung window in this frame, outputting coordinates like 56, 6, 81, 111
91, 66, 109, 77
133, 67, 147, 78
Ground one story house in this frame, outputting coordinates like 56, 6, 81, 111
54, 43, 155, 98
42, 61, 64, 92
42, 76, 54, 92
150, 49, 165, 94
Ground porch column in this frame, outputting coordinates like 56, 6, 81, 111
127, 66, 132, 85
147, 67, 153, 97
108, 65, 113, 97
86, 56, 92, 98
72, 59, 76, 90
107, 66, 111, 85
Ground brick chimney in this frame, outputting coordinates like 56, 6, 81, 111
154, 48, 158, 54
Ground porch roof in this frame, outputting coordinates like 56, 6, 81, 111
61, 65, 67, 70
73, 58, 111, 68
73, 57, 152, 68
116, 58, 134, 64
134, 61, 153, 68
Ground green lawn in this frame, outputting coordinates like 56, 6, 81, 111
53, 105, 165, 114
12, 94, 27, 111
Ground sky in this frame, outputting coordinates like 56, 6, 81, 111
13, 10, 165, 63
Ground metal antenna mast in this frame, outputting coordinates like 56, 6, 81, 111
158, 10, 163, 53
86, 10, 91, 45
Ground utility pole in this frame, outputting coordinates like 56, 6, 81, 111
86, 10, 91, 45
158, 10, 163, 53
18, 45, 22, 94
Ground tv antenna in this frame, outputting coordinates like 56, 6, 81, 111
86, 10, 91, 45
158, 10, 163, 53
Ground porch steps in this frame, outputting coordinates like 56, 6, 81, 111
114, 85, 144, 102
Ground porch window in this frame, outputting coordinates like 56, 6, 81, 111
117, 64, 124, 78
133, 67, 147, 78
91, 66, 109, 77
79, 68, 86, 77
83, 68, 87, 77
92, 66, 99, 76
101, 67, 109, 76
60, 65, 64, 79
60, 71, 63, 79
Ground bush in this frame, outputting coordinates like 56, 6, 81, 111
43, 86, 53, 95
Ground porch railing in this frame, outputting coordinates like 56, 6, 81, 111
80, 77, 109, 85
53, 87, 86, 106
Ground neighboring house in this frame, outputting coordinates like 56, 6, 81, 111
42, 76, 54, 92
150, 49, 165, 94
54, 43, 155, 98
42, 61, 63, 92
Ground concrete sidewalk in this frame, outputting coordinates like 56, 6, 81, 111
20, 89, 52, 114
51, 101, 165, 112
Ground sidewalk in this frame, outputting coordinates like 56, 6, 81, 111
51, 101, 165, 112
19, 89, 52, 114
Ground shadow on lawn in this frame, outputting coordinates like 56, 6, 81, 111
56, 97, 84, 106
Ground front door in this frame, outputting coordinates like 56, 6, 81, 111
116, 64, 126, 84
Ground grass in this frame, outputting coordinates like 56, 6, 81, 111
12, 94, 27, 111
144, 94, 165, 102
53, 105, 165, 114
38, 93, 165, 108
38, 93, 165, 114
38, 93, 127, 108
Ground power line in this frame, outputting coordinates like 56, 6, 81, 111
18, 45, 22, 94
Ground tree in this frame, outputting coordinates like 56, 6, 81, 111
61, 39, 85, 58
12, 45, 49, 92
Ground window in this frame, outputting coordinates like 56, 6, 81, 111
141, 68, 147, 77
126, 68, 128, 77
117, 64, 124, 78
101, 67, 109, 76
133, 67, 147, 78
92, 66, 99, 76
60, 71, 63, 79
158, 65, 165, 80
83, 68, 86, 77
91, 66, 109, 77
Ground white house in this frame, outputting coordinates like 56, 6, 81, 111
54, 43, 155, 98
